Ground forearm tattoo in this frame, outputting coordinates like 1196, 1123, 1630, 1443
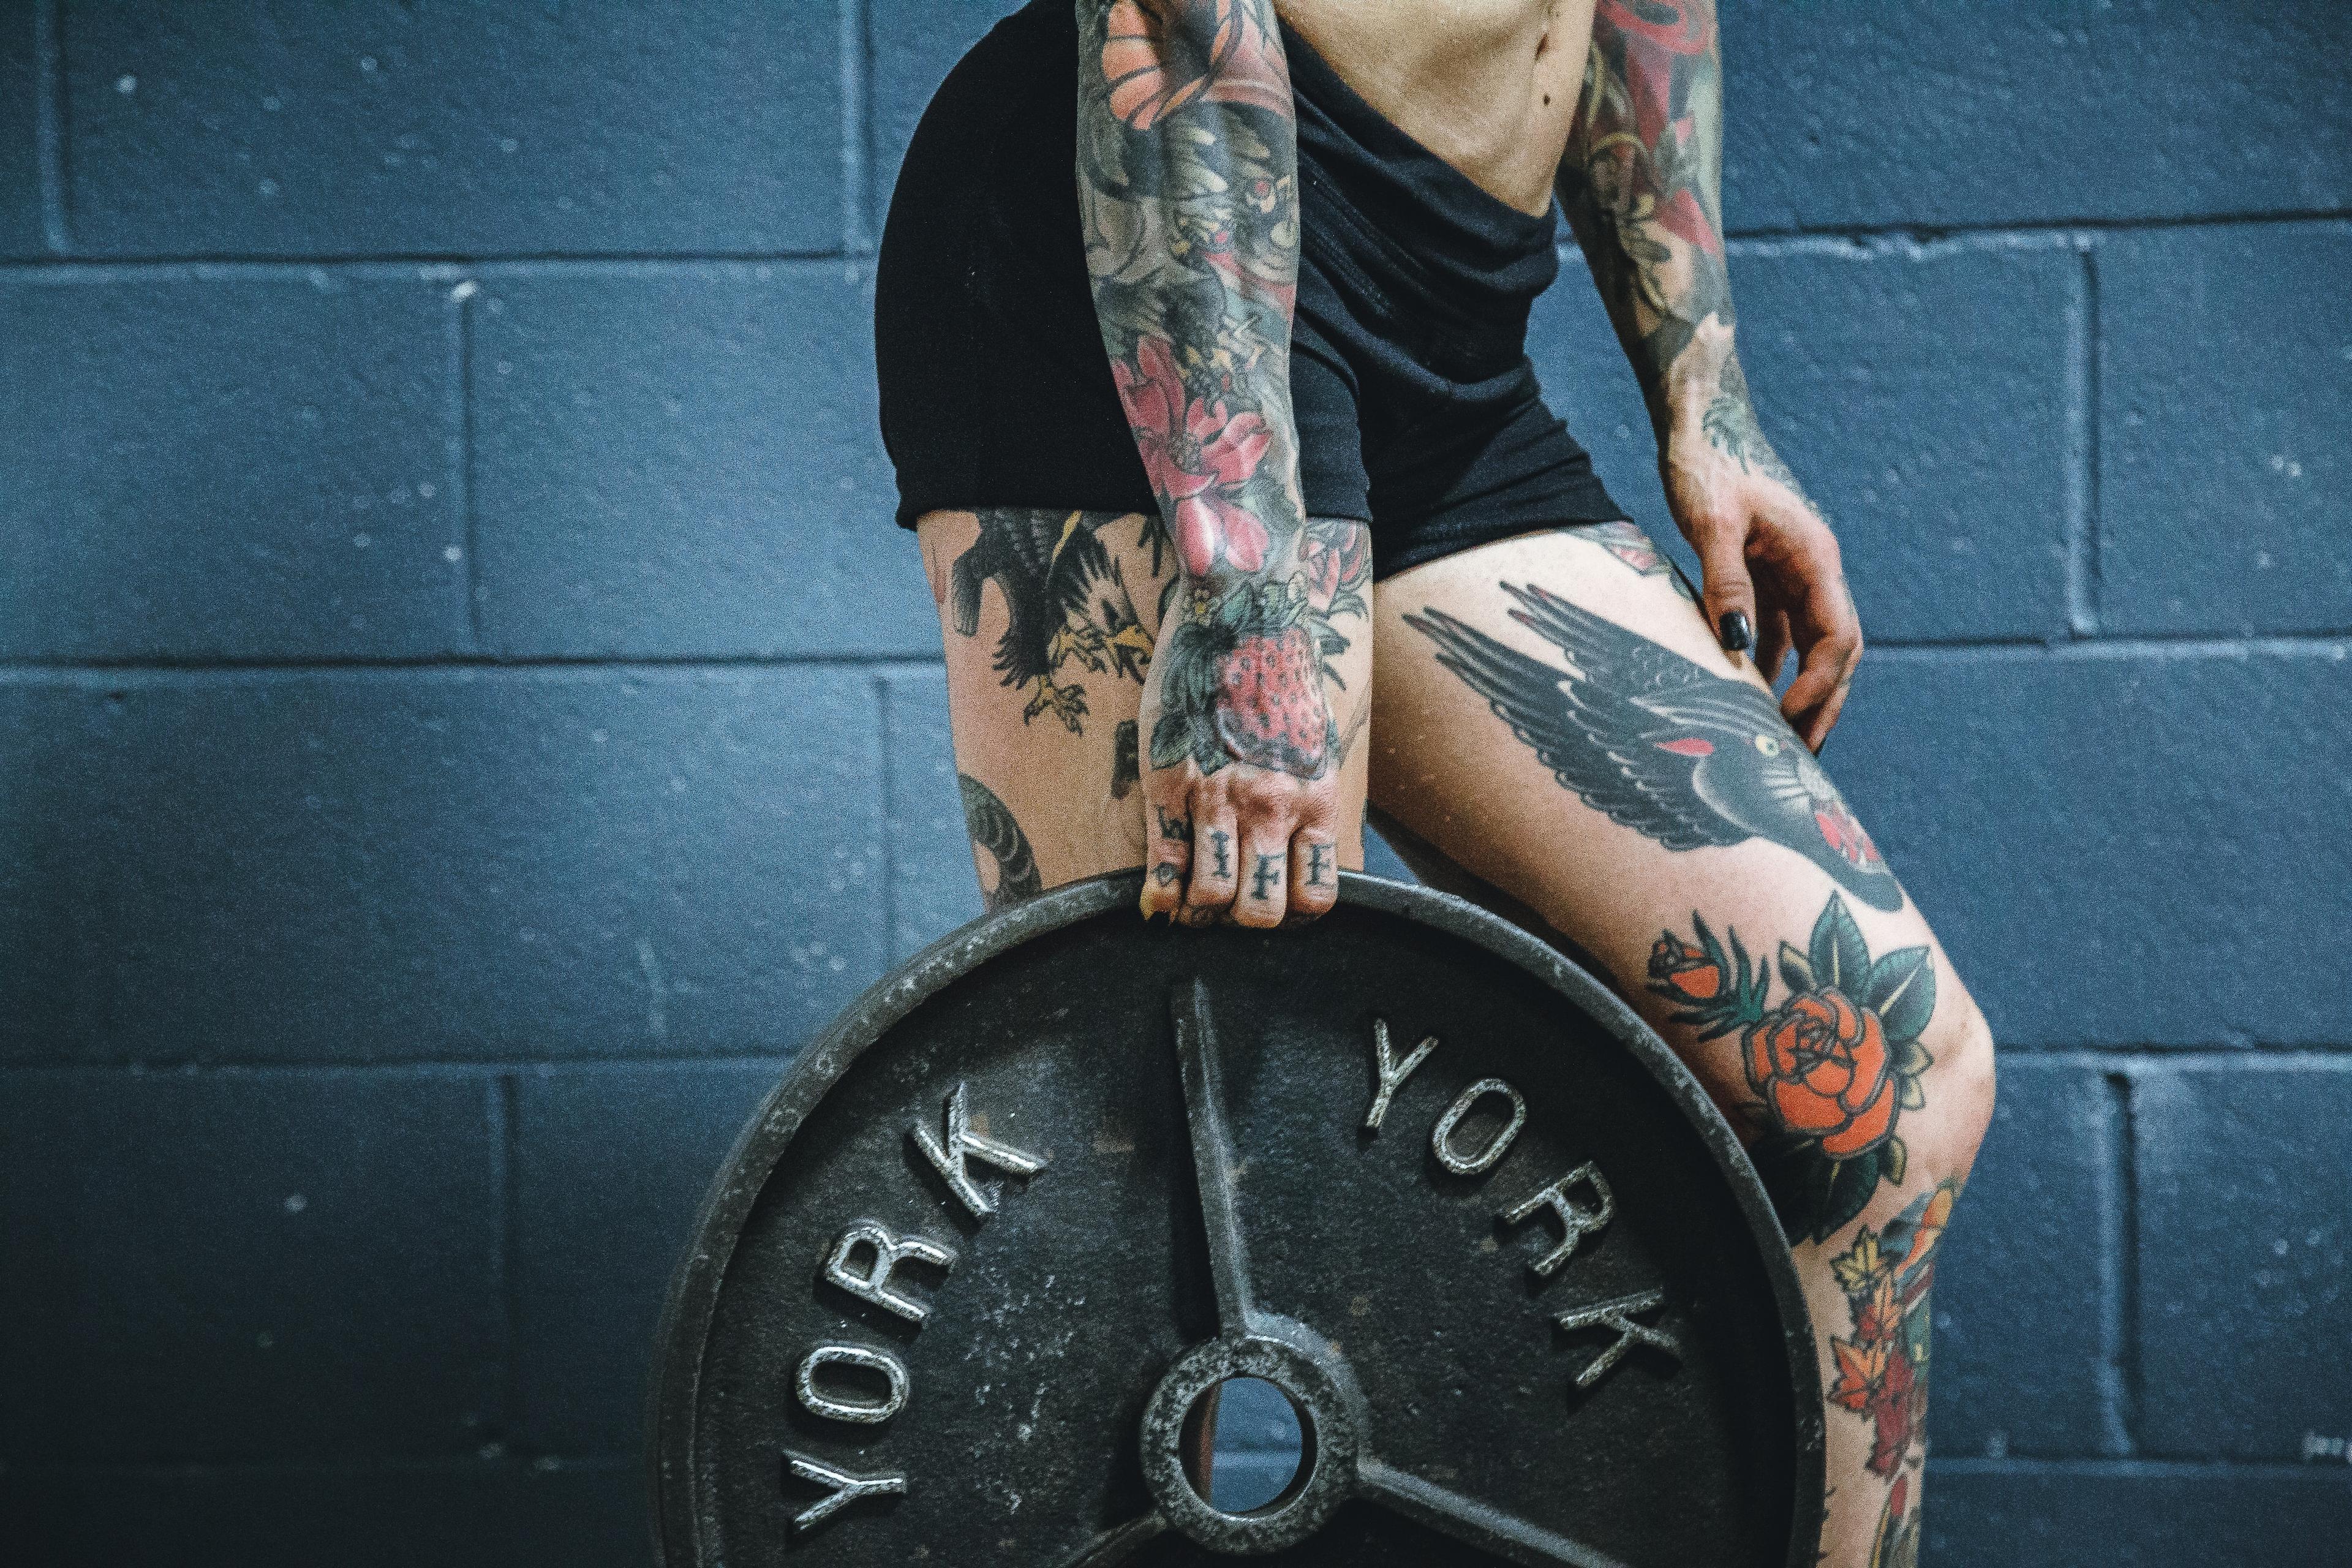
1077, 0, 1338, 781
1698, 357, 1811, 504
1558, 0, 1730, 421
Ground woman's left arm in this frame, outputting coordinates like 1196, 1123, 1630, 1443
1556, 0, 1861, 748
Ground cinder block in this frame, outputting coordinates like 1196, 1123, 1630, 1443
872, 0, 1020, 209
1928, 1061, 2112, 1459
1924, 1463, 2352, 1568
2098, 223, 2352, 635
471, 264, 929, 658
0, 669, 889, 1064
1721, 0, 2352, 232
0, 270, 466, 658
59, 0, 840, 257
511, 1061, 786, 1455
2135, 1062, 2352, 1459
0, 1068, 502, 1463
1830, 646, 2352, 1047
1529, 239, 2076, 643
1, 8, 43, 256
0, 1458, 650, 1568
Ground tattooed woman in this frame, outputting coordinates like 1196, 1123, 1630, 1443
876, 1, 1996, 1561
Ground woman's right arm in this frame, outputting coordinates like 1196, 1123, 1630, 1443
1075, 0, 1355, 927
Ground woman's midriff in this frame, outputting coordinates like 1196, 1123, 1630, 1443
1276, 0, 1596, 217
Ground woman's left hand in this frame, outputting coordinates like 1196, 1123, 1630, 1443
1659, 367, 1862, 752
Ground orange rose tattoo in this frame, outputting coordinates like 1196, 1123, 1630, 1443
1645, 895, 1937, 1241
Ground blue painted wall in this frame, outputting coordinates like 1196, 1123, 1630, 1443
2, 2, 2346, 1562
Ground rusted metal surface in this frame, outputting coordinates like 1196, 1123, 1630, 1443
652, 872, 1823, 1565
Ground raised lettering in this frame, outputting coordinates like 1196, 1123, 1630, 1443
1363, 1019, 1439, 1133
1499, 1162, 1616, 1278
822, 1219, 957, 1325
910, 1082, 1047, 1220
1430, 1077, 1526, 1176
796, 1343, 910, 1425
1555, 1289, 1681, 1389
783, 1451, 907, 1532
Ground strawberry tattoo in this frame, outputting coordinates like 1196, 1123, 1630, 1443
1151, 579, 1334, 779
1214, 624, 1329, 776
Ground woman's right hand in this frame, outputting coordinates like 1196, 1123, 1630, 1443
1136, 518, 1377, 927
1137, 569, 1352, 929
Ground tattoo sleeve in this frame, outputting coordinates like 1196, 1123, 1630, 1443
1557, 0, 1735, 439
1076, 0, 1336, 780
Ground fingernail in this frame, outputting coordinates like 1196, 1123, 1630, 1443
1717, 611, 1754, 653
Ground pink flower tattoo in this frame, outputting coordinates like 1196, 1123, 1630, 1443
1112, 336, 1273, 576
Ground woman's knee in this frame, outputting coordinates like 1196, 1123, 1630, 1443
1917, 987, 1998, 1182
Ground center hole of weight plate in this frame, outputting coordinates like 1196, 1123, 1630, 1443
1184, 1376, 1311, 1515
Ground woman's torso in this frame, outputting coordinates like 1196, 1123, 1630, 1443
1277, 0, 1597, 217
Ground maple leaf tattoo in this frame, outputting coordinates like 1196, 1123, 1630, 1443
1406, 583, 1904, 911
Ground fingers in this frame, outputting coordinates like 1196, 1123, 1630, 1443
1232, 834, 1289, 929
1139, 793, 1193, 919
1181, 801, 1239, 926
1142, 771, 1344, 927
1689, 514, 1760, 658
1758, 508, 1863, 751
1754, 606, 1794, 690
1287, 831, 1340, 919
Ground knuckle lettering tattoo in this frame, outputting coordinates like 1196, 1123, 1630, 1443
1250, 852, 1283, 900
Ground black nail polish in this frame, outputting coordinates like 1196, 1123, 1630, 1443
1718, 610, 1754, 653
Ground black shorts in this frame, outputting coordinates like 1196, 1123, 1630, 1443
874, 0, 1629, 580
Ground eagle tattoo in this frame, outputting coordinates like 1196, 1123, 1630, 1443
949, 509, 1150, 732
1407, 583, 1904, 912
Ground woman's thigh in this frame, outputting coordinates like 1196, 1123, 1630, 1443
1368, 524, 1995, 1239
917, 507, 1374, 902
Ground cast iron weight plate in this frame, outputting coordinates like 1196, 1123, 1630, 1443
652, 873, 1824, 1567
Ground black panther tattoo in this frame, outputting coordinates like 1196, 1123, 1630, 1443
956, 773, 1043, 911
1406, 583, 1904, 912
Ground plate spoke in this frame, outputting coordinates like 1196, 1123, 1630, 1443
1170, 976, 1262, 1334
1355, 1460, 1630, 1568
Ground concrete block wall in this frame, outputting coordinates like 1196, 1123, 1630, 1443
1, 2, 2345, 1563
